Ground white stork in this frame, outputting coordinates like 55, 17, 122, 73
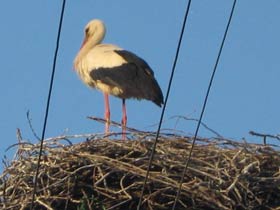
74, 19, 163, 138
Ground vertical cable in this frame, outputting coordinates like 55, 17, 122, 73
30, 0, 67, 209
137, 1, 193, 209
171, 1, 237, 209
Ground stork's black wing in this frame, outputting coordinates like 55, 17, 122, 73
90, 50, 164, 107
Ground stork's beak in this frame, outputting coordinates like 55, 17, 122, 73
80, 35, 88, 49
73, 35, 89, 71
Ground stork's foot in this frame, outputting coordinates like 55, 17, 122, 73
105, 120, 110, 135
122, 117, 127, 140
122, 126, 126, 140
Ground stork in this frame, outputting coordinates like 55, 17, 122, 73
74, 19, 163, 138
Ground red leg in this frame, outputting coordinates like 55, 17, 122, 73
104, 93, 110, 134
121, 99, 127, 140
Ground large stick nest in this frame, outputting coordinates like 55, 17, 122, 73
1, 130, 280, 210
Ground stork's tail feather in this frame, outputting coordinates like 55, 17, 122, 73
153, 98, 164, 107
151, 82, 164, 107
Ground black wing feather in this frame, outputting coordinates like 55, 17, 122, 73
115, 50, 155, 76
90, 50, 164, 107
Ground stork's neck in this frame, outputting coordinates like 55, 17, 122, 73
74, 32, 105, 70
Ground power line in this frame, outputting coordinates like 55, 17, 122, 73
136, 1, 193, 209
30, 0, 67, 209
171, 0, 237, 209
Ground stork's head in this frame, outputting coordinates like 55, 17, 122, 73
81, 19, 106, 48
74, 19, 107, 71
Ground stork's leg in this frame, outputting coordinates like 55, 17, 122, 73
121, 99, 127, 140
104, 93, 110, 134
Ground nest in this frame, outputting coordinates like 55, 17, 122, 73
1, 129, 280, 210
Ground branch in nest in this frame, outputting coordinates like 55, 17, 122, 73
249, 130, 280, 145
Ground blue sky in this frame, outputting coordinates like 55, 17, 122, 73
1, 1, 279, 170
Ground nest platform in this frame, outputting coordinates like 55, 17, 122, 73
1, 131, 280, 210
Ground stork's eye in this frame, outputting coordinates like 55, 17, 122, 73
85, 27, 89, 35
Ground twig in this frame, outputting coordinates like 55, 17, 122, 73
249, 130, 280, 145
87, 116, 147, 133
171, 115, 223, 137
26, 111, 40, 140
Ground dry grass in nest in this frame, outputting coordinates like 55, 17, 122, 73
1, 128, 280, 210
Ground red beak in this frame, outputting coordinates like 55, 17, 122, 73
80, 36, 88, 49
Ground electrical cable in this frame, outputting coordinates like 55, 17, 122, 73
171, 0, 237, 209
136, 1, 193, 209
30, 0, 67, 209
